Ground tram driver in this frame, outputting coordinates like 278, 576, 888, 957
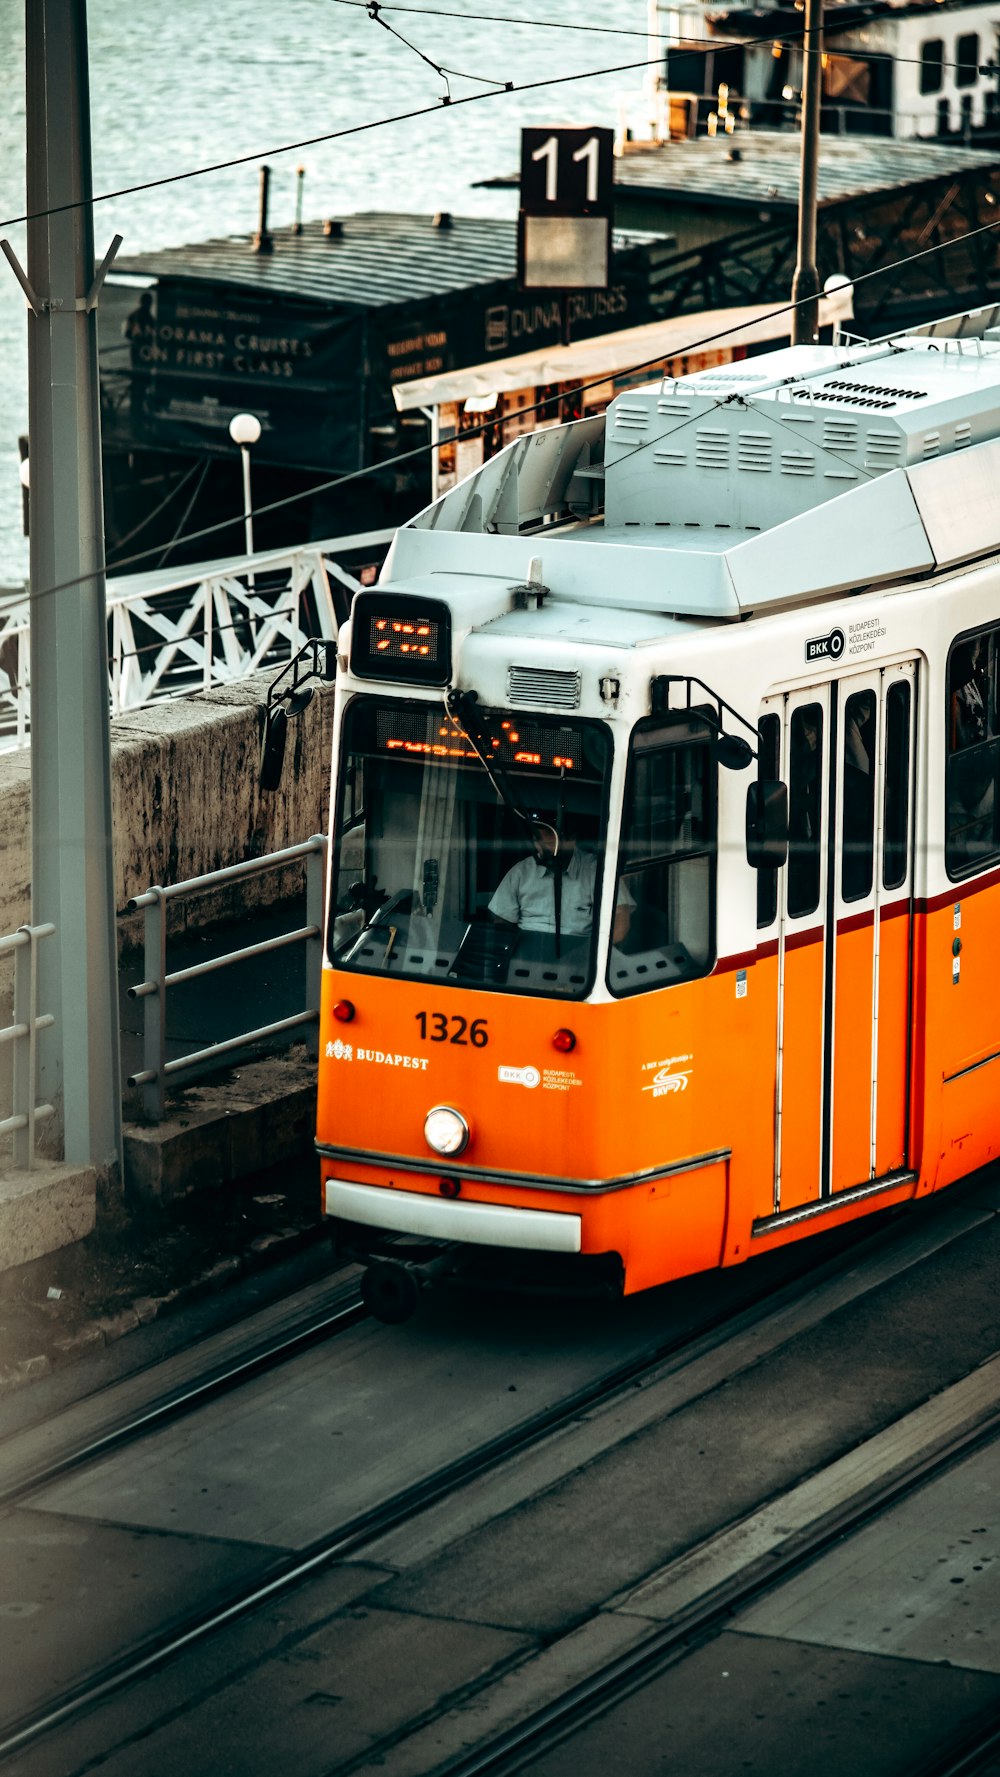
488, 814, 632, 947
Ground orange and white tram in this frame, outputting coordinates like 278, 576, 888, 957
295, 306, 1000, 1317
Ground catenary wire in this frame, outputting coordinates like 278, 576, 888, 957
364, 0, 515, 102
21, 203, 1000, 607
2, 11, 996, 236
328, 0, 1000, 87
153, 458, 213, 570
103, 455, 204, 556
0, 53, 672, 233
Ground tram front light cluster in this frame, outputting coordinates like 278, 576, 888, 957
333, 999, 356, 1023
424, 1105, 470, 1157
552, 1028, 576, 1053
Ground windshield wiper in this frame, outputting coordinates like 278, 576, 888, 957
444, 688, 536, 829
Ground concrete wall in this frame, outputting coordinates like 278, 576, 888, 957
0, 671, 336, 944
0, 672, 336, 1148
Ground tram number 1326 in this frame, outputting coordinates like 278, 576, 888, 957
415, 1012, 490, 1047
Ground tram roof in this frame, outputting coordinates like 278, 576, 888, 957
384, 310, 1000, 620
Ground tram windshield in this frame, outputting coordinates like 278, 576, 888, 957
328, 697, 612, 998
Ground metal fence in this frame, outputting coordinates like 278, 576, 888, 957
126, 837, 328, 1121
0, 922, 55, 1170
0, 529, 391, 751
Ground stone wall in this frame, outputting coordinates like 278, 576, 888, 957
0, 671, 337, 945
0, 672, 336, 1147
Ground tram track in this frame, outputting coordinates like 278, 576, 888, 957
0, 1227, 871, 1764
0, 1181, 997, 1774
0, 1284, 369, 1508
419, 1359, 1000, 1777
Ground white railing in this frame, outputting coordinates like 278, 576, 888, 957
0, 528, 391, 751
0, 922, 55, 1171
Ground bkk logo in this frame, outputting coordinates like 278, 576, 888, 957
498, 1064, 541, 1089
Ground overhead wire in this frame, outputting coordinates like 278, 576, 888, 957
153, 458, 213, 570
2, 5, 997, 234
103, 455, 204, 556
328, 0, 1000, 90
363, 0, 514, 103
0, 52, 667, 232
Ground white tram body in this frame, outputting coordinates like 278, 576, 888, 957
316, 306, 1000, 1308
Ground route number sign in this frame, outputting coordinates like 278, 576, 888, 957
520, 128, 614, 213
518, 125, 614, 292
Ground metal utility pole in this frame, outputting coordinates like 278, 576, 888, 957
791, 0, 823, 345
17, 0, 122, 1174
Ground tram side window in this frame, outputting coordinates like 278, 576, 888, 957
609, 722, 715, 996
883, 680, 911, 891
787, 704, 823, 918
842, 688, 876, 902
946, 627, 1000, 875
756, 712, 781, 929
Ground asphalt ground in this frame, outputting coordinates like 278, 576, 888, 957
0, 1152, 330, 1401
0, 902, 329, 1400
2, 1173, 999, 1777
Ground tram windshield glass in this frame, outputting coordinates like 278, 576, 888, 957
607, 714, 716, 997
328, 697, 613, 998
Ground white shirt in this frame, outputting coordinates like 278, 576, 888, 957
489, 848, 598, 935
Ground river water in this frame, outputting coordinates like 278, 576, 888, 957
0, 0, 650, 586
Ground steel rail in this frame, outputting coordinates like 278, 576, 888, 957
0, 1278, 367, 1509
0, 1192, 980, 1768
910, 1707, 1000, 1776
432, 1407, 1000, 1777
0, 1226, 885, 1766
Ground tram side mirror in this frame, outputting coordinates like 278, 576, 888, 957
746, 779, 788, 869
715, 733, 755, 771
259, 704, 289, 792
258, 637, 337, 792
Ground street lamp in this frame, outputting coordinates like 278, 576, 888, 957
228, 411, 261, 561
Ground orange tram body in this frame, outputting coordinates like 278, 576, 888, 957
309, 306, 1000, 1317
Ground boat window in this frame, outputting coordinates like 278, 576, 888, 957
882, 680, 911, 891
756, 711, 782, 929
842, 688, 876, 902
328, 697, 611, 998
919, 39, 945, 94
955, 33, 979, 88
608, 716, 716, 997
946, 626, 1000, 877
787, 703, 823, 918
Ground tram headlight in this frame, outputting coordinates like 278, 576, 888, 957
424, 1105, 470, 1157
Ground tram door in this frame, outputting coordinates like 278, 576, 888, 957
762, 663, 917, 1215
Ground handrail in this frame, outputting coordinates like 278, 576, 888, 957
124, 838, 328, 1122
0, 923, 56, 1170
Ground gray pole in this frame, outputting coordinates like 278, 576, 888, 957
24, 0, 122, 1177
791, 0, 823, 346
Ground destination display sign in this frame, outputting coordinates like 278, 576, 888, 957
350, 594, 452, 685
372, 708, 585, 772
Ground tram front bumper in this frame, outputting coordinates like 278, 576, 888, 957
325, 1178, 582, 1254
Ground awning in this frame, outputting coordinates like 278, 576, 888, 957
392, 285, 855, 413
